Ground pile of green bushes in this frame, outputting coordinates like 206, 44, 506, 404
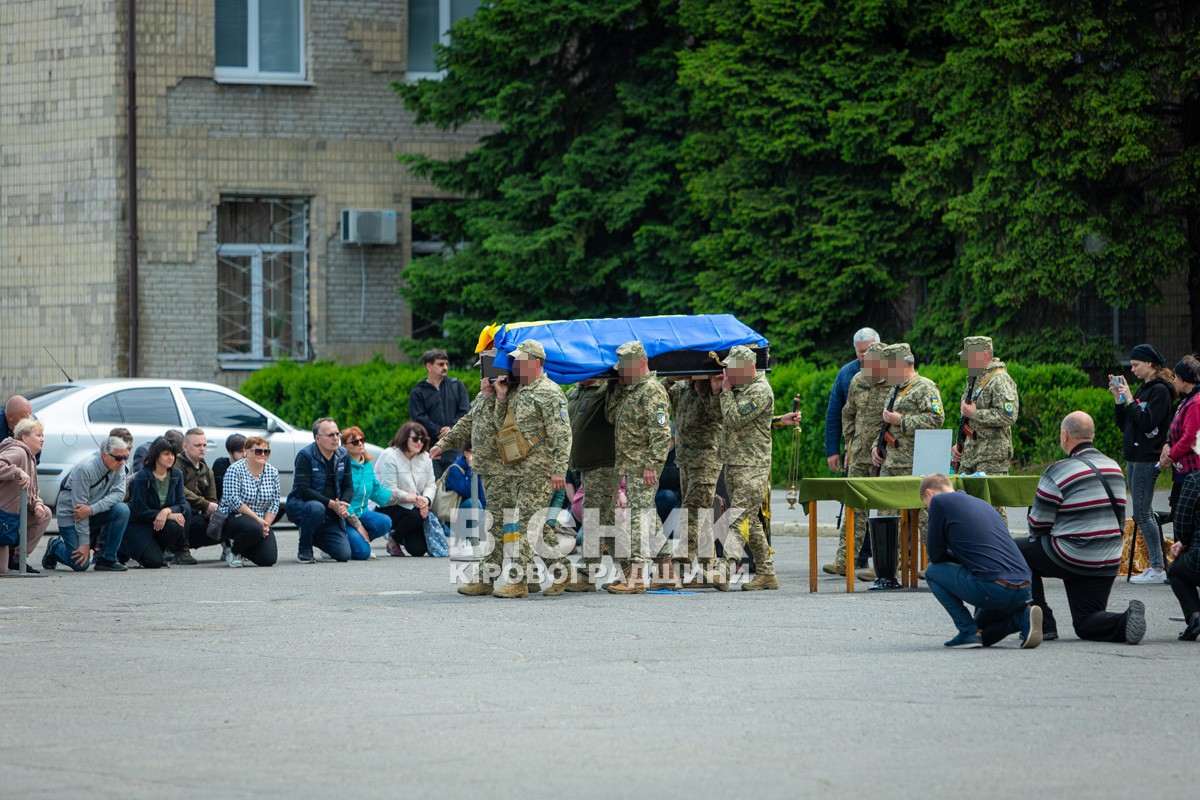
241, 358, 1118, 485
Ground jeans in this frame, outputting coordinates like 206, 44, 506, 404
346, 510, 392, 560
285, 498, 351, 561
52, 503, 129, 570
1127, 461, 1163, 568
924, 561, 1032, 643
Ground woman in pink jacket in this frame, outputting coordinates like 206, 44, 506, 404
0, 418, 53, 574
1162, 356, 1200, 521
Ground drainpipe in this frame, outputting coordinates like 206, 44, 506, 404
126, 0, 139, 377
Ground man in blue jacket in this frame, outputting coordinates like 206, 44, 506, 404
285, 417, 354, 563
920, 472, 1041, 649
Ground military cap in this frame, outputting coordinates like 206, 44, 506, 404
716, 344, 758, 366
957, 336, 993, 359
865, 341, 888, 357
881, 342, 913, 361
511, 339, 546, 361
615, 341, 647, 360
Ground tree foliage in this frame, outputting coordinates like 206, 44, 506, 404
396, 0, 1200, 367
395, 0, 698, 361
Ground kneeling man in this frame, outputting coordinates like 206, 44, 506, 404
920, 473, 1041, 649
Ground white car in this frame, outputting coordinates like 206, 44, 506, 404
28, 378, 377, 511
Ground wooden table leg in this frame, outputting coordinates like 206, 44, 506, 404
899, 511, 909, 587
845, 507, 855, 593
908, 510, 919, 588
808, 501, 819, 593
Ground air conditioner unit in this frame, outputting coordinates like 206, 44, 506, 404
341, 208, 397, 245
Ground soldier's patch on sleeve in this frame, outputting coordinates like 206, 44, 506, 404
738, 400, 759, 415
655, 403, 667, 426
931, 398, 942, 415
1003, 401, 1014, 415
560, 401, 569, 421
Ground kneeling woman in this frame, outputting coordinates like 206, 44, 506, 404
124, 436, 189, 568
375, 422, 436, 556
217, 436, 280, 567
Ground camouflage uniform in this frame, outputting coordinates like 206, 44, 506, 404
718, 363, 775, 576
606, 365, 672, 565
493, 370, 572, 583
834, 342, 890, 568
437, 389, 533, 583
567, 383, 619, 577
877, 344, 945, 541
668, 379, 723, 565
959, 359, 1018, 475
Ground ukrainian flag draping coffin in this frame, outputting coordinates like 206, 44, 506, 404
482, 315, 769, 385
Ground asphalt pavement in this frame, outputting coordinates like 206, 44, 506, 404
1, 524, 1194, 799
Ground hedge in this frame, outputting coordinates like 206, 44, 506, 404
240, 357, 1119, 485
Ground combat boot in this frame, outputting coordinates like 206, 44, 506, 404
492, 581, 529, 599
650, 558, 682, 590
710, 561, 731, 592
822, 561, 846, 576
457, 580, 494, 597
605, 562, 648, 594
742, 573, 780, 591
564, 565, 598, 592
542, 565, 574, 596
855, 566, 876, 582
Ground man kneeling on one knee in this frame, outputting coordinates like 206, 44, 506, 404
920, 473, 1041, 649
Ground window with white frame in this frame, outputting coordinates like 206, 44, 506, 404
407, 0, 481, 78
215, 0, 305, 82
216, 198, 310, 366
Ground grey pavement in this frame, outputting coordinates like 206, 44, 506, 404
1, 532, 1194, 800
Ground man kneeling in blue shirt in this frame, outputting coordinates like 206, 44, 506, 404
920, 473, 1041, 649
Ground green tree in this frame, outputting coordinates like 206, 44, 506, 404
394, 0, 699, 361
677, 0, 955, 364
893, 0, 1200, 361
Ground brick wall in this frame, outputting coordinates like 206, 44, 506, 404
0, 0, 126, 394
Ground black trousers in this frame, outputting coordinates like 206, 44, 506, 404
185, 515, 220, 550
121, 519, 186, 569
380, 505, 427, 557
1019, 537, 1129, 642
222, 514, 278, 567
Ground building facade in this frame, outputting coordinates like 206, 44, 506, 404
1, 0, 485, 394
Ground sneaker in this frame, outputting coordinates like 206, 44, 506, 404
296, 550, 316, 564
174, 549, 198, 565
225, 548, 243, 568
42, 549, 58, 571
368, 552, 377, 560
93, 557, 128, 572
221, 543, 232, 562
944, 631, 983, 649
1019, 605, 1043, 649
1125, 599, 1146, 645
1129, 568, 1167, 585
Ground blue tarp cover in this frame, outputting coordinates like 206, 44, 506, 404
491, 314, 768, 385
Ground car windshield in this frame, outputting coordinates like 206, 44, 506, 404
27, 385, 83, 412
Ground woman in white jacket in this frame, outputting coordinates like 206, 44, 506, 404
374, 421, 436, 555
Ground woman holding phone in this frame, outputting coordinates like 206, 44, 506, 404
1110, 343, 1176, 583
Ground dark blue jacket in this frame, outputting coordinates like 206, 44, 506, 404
824, 359, 861, 459
444, 454, 485, 507
128, 466, 190, 524
288, 442, 354, 525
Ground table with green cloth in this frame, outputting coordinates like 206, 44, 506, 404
798, 475, 1042, 592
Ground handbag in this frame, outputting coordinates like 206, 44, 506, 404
205, 509, 229, 543
423, 513, 450, 557
432, 465, 464, 523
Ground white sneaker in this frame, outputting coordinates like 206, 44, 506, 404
221, 544, 232, 562
368, 552, 377, 560
225, 549, 243, 568
1130, 568, 1167, 584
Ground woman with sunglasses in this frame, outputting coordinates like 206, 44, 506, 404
341, 425, 401, 559
216, 437, 280, 567
122, 436, 189, 568
374, 421, 436, 556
